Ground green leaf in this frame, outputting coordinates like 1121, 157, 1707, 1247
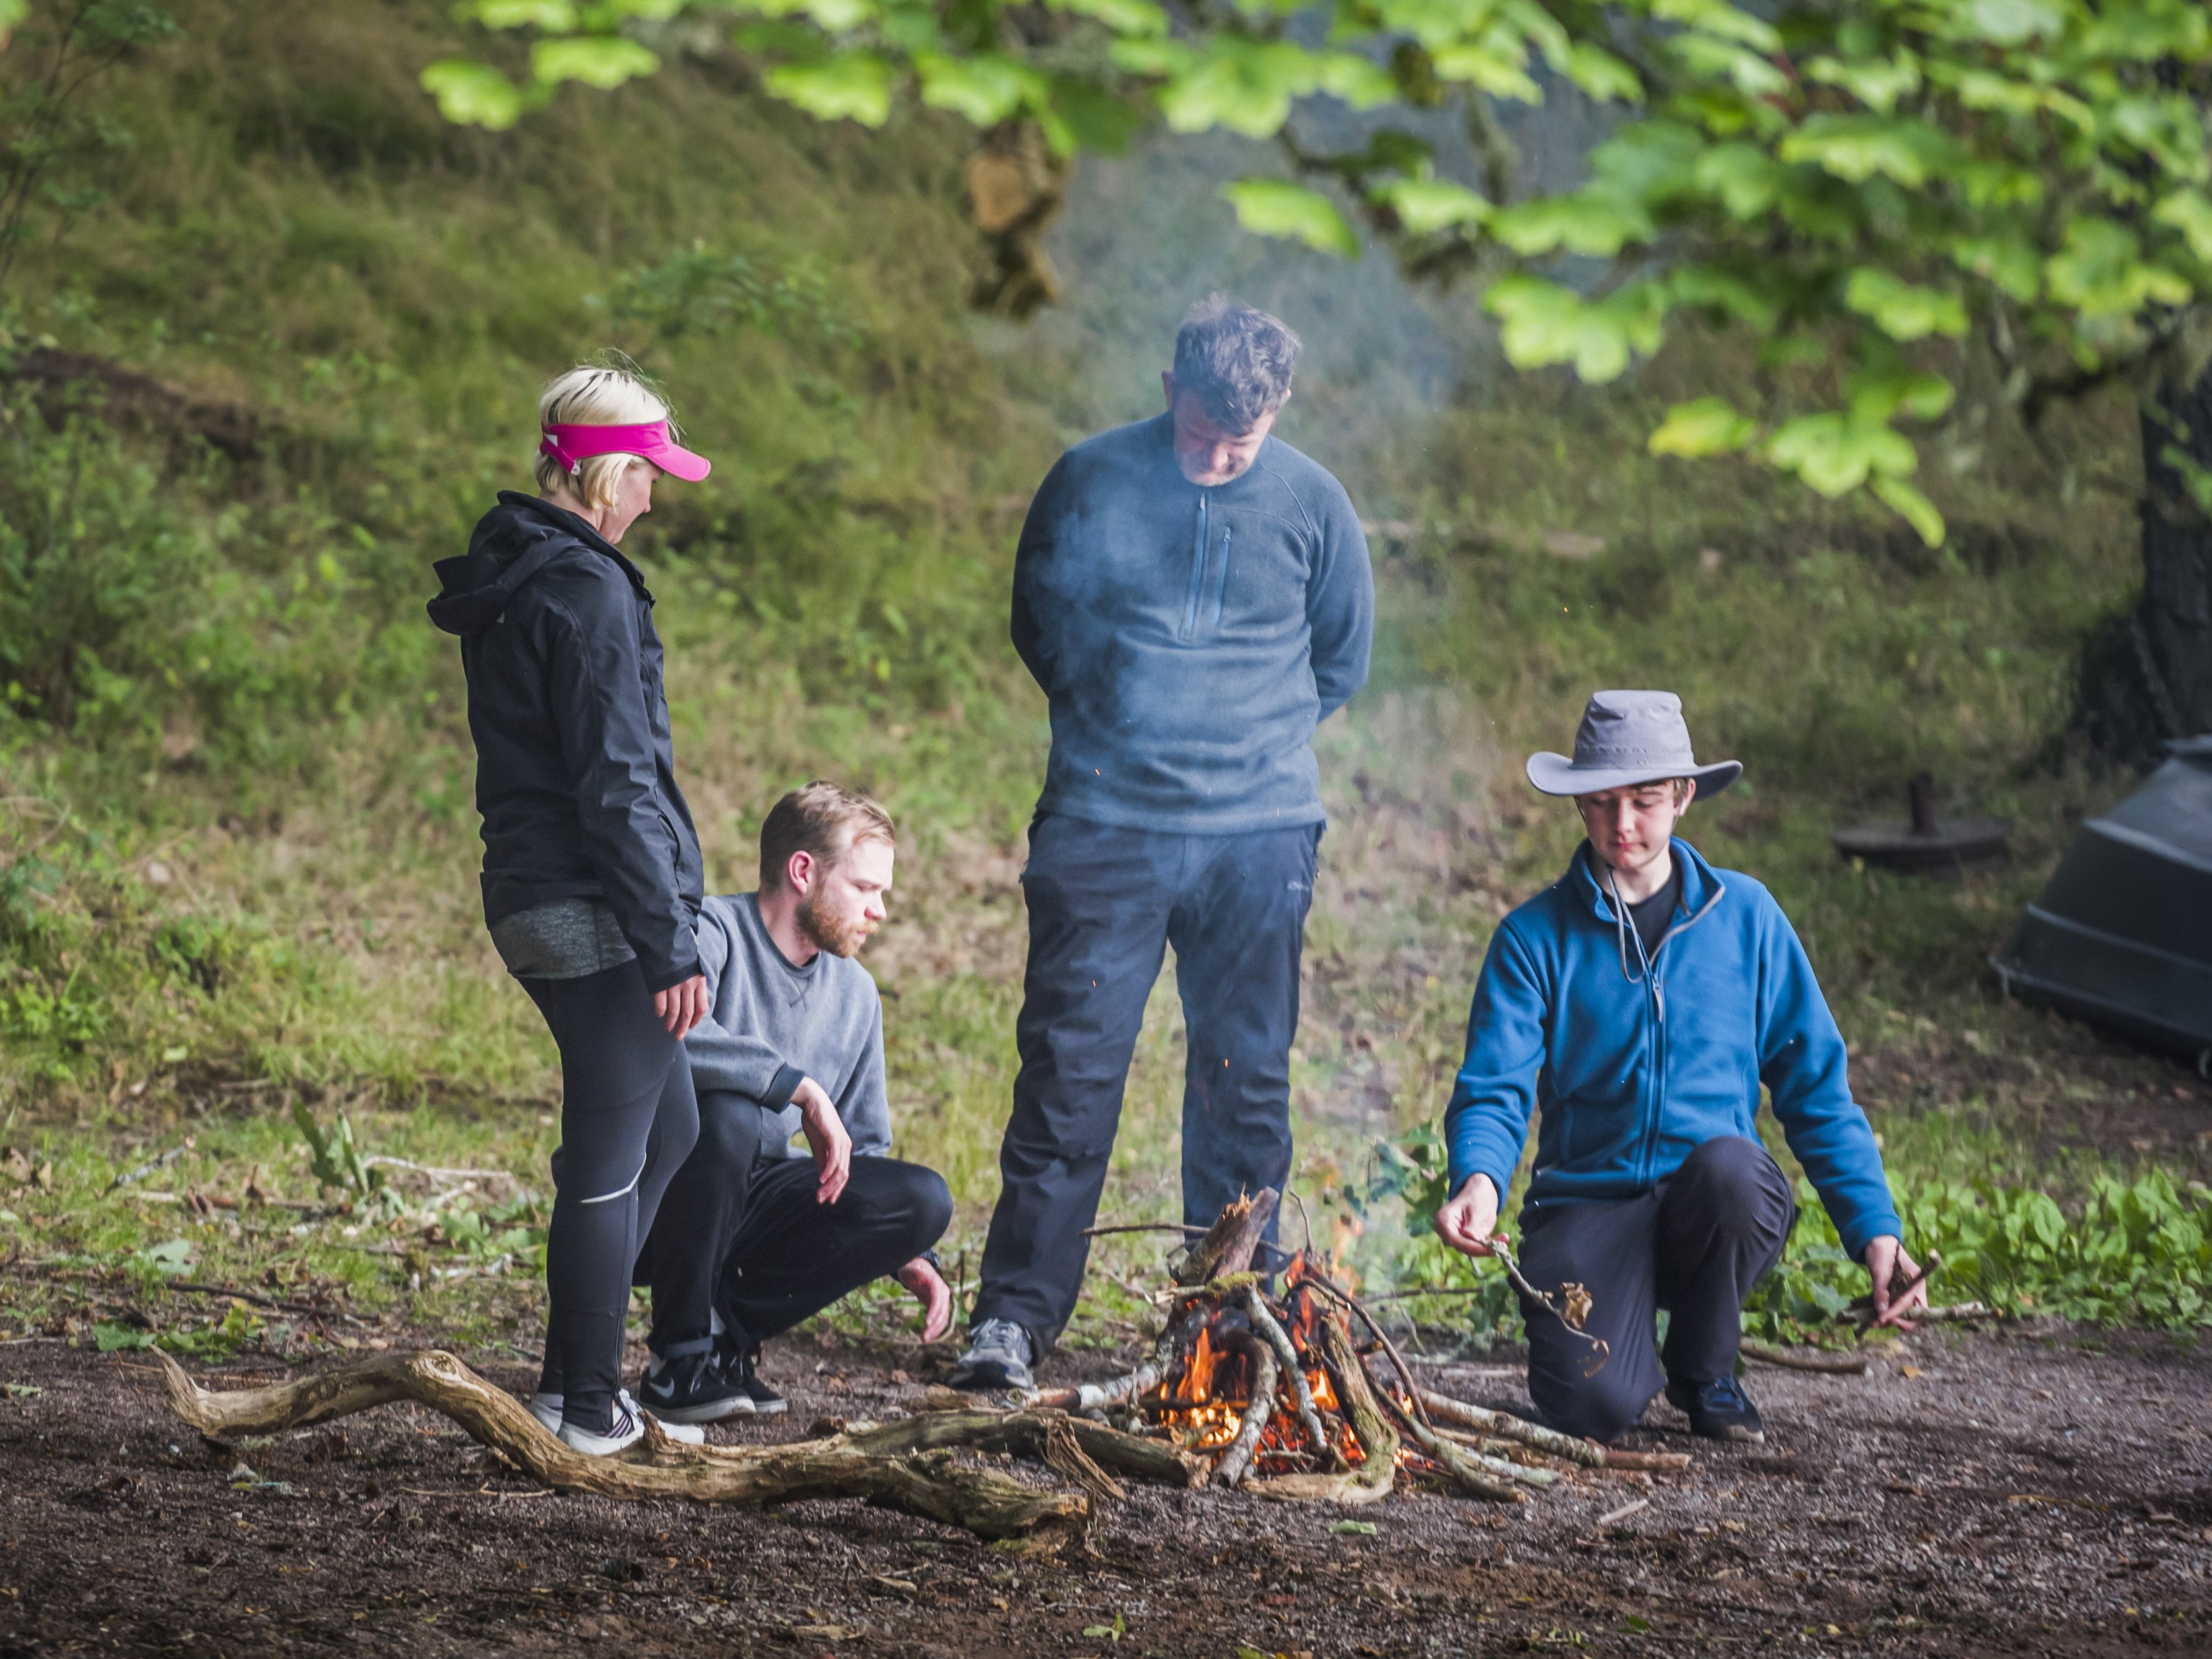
1430, 42, 1542, 104
1843, 269, 1968, 340
1765, 412, 1917, 495
1873, 477, 1945, 546
530, 36, 660, 90
92, 1322, 155, 1352
1948, 236, 2042, 302
1650, 0, 1781, 52
1847, 368, 1955, 423
1329, 1518, 1379, 1534
0, 0, 27, 33
419, 60, 524, 130
1560, 42, 1641, 104
1965, 0, 2065, 46
1484, 276, 1667, 384
2047, 217, 2194, 315
1670, 265, 1779, 330
1693, 143, 1778, 219
1047, 0, 1168, 34
1220, 179, 1359, 257
1780, 114, 1955, 187
1803, 54, 1921, 115
2152, 190, 2212, 263
1375, 177, 1490, 235
915, 54, 1042, 125
1489, 188, 1651, 257
458, 0, 576, 26
1649, 397, 1757, 457
765, 57, 897, 126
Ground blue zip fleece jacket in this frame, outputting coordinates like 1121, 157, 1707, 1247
1011, 412, 1374, 833
1445, 839, 1901, 1260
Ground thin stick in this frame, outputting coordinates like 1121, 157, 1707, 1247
166, 1282, 327, 1317
1292, 1268, 1433, 1431
1740, 1340, 1869, 1375
1211, 1336, 1280, 1489
1081, 1222, 1208, 1239
1365, 1284, 1497, 1303
1490, 1238, 1610, 1378
1238, 1287, 1344, 1472
1400, 1381, 1606, 1468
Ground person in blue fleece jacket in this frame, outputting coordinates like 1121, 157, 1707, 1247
1435, 691, 1928, 1444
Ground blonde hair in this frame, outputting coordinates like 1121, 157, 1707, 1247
759, 781, 897, 894
533, 362, 674, 510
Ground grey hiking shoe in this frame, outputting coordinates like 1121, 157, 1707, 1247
949, 1318, 1034, 1392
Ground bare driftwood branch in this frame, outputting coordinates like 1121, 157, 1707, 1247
1368, 1382, 1527, 1501
1177, 1188, 1278, 1285
1740, 1340, 1870, 1375
1211, 1334, 1280, 1490
153, 1349, 1090, 1546
1240, 1287, 1345, 1472
1250, 1310, 1397, 1505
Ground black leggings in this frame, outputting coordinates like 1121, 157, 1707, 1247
523, 961, 701, 1433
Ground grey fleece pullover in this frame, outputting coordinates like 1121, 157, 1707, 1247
683, 892, 891, 1159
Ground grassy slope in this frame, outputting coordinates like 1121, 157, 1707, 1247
0, 3, 2201, 1355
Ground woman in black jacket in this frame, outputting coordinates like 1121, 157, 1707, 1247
429, 364, 715, 1454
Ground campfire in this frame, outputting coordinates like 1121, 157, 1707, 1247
1033, 1188, 1660, 1504
152, 1187, 1682, 1551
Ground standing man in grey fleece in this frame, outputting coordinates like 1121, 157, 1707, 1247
954, 295, 1375, 1390
630, 783, 954, 1423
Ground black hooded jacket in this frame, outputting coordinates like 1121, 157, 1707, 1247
428, 492, 703, 992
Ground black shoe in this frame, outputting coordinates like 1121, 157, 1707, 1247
636, 1351, 754, 1425
718, 1338, 787, 1416
1666, 1373, 1765, 1443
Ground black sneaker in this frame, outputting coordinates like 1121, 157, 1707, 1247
636, 1351, 754, 1425
718, 1338, 787, 1416
1666, 1373, 1765, 1443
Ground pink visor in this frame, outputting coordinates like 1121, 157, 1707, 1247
540, 420, 711, 482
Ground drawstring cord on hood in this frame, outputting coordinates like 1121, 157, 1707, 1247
1601, 862, 1652, 988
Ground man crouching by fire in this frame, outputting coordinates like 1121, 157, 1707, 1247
1434, 691, 1928, 1444
952, 295, 1375, 1390
526, 783, 955, 1428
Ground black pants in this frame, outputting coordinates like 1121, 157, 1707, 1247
1516, 1136, 1795, 1443
637, 1088, 951, 1352
974, 814, 1320, 1350
522, 961, 701, 1433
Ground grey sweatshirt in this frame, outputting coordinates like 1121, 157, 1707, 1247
684, 892, 891, 1159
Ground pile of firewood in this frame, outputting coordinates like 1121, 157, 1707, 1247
152, 1188, 1680, 1551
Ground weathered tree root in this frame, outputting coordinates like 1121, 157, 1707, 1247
154, 1349, 1090, 1546
843, 1406, 1207, 1489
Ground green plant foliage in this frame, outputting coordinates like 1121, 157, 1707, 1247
441, 0, 2212, 545
293, 1102, 383, 1200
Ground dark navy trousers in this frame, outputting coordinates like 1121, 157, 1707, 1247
974, 814, 1321, 1350
1516, 1135, 1796, 1442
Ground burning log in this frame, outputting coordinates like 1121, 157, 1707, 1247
1210, 1334, 1279, 1489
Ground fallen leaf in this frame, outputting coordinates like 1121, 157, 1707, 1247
1329, 1519, 1377, 1536
792, 1624, 860, 1641
1, 1149, 29, 1185
1901, 1365, 1924, 1378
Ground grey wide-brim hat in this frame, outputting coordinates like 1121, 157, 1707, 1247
1526, 689, 1742, 798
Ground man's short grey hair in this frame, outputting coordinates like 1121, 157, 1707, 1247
1172, 295, 1301, 433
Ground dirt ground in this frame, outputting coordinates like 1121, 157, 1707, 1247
1, 1319, 2207, 1659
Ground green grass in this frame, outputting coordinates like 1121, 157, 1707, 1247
0, 0, 2206, 1365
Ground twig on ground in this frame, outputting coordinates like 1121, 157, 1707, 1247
165, 1282, 327, 1317
1740, 1340, 1869, 1375
1597, 1496, 1650, 1526
107, 1146, 190, 1192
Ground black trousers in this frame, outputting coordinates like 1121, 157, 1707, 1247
974, 814, 1320, 1350
1515, 1136, 1796, 1443
522, 960, 701, 1433
637, 1088, 951, 1353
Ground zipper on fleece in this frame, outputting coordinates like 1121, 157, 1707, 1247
1203, 521, 1234, 631
1633, 870, 1726, 1186
1179, 495, 1211, 641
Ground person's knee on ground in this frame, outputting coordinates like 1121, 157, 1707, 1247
1667, 1135, 1787, 1224
1531, 1364, 1657, 1445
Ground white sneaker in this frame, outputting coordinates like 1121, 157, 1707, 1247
553, 1390, 705, 1454
528, 1391, 563, 1434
